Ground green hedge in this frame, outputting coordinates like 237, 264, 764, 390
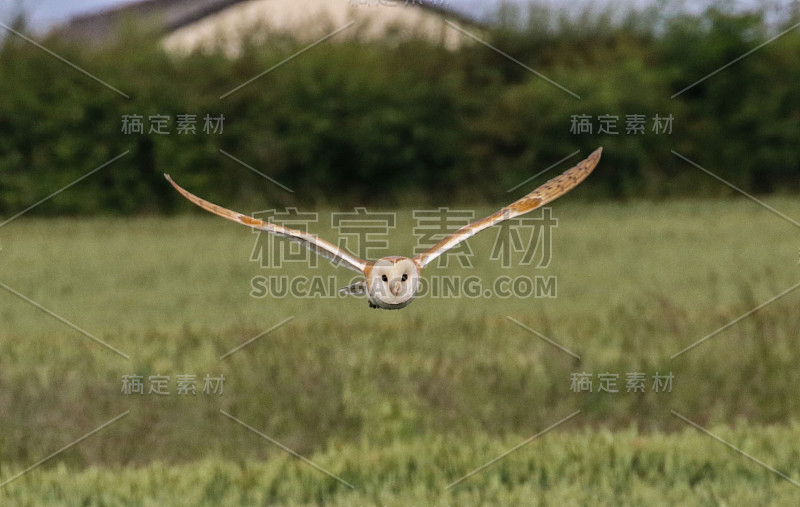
1, 6, 799, 214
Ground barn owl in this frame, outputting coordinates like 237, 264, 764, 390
165, 147, 601, 309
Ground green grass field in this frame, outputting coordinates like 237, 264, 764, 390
1, 198, 799, 504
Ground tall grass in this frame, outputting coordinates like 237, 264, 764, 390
2, 426, 800, 504
1, 199, 798, 466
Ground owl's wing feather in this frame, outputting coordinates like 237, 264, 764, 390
414, 147, 602, 269
165, 175, 368, 274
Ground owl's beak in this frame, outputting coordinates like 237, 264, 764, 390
390, 280, 402, 296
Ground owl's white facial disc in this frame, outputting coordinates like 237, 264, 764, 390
367, 257, 420, 309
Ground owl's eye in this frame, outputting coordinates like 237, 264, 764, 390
401, 274, 408, 282
381, 274, 388, 282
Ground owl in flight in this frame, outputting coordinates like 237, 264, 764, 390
166, 147, 601, 310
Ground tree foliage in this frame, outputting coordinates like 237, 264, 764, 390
0, 4, 798, 214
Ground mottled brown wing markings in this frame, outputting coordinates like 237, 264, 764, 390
508, 146, 601, 212
164, 174, 368, 274
239, 215, 263, 227
414, 147, 602, 268
507, 197, 544, 215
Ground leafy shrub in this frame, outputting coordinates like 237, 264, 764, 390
0, 5, 798, 214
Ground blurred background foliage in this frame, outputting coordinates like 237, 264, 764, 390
0, 2, 799, 215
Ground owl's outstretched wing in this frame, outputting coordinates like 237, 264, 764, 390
414, 147, 602, 269
165, 175, 368, 274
